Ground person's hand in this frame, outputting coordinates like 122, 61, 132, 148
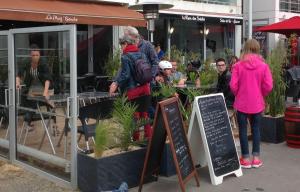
109, 82, 118, 96
195, 79, 201, 88
16, 77, 21, 89
43, 91, 49, 99
177, 79, 186, 86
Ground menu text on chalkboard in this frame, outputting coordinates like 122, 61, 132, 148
188, 93, 242, 185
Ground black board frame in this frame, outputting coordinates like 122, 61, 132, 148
139, 97, 200, 192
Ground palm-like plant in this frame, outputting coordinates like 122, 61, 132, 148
113, 95, 137, 151
103, 48, 121, 77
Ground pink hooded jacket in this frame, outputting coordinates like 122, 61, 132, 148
230, 54, 273, 114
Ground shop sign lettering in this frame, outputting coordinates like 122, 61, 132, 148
182, 15, 205, 22
219, 18, 241, 24
45, 14, 78, 23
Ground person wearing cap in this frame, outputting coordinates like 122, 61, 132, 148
109, 35, 152, 141
155, 60, 173, 85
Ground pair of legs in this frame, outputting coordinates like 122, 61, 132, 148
130, 95, 152, 141
237, 111, 262, 161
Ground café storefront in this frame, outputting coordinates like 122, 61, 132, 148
149, 12, 243, 61
0, 0, 145, 189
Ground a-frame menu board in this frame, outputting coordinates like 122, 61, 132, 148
139, 97, 199, 192
188, 93, 242, 185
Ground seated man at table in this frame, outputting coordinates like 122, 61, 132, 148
16, 44, 54, 131
155, 60, 173, 85
215, 58, 234, 107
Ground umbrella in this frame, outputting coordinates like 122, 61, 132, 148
256, 16, 300, 36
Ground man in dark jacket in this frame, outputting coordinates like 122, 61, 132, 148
216, 58, 235, 107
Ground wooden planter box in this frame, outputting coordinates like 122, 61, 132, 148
78, 147, 148, 192
260, 115, 285, 144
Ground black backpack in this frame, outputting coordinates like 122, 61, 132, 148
126, 53, 152, 85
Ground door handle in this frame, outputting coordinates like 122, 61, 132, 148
67, 97, 71, 118
16, 88, 20, 106
4, 89, 9, 107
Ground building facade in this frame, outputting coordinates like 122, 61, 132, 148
108, 0, 243, 62
244, 0, 300, 56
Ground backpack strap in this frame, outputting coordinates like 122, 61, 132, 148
124, 53, 139, 85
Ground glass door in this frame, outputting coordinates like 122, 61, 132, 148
9, 25, 77, 187
0, 31, 9, 158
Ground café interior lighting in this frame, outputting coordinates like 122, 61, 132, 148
169, 26, 174, 34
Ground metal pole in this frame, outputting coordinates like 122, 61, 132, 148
150, 32, 154, 43
248, 0, 252, 39
167, 19, 171, 60
203, 25, 207, 61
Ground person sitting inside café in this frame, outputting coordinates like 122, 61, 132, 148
215, 58, 235, 107
169, 61, 186, 86
16, 44, 54, 131
186, 61, 201, 88
155, 60, 173, 85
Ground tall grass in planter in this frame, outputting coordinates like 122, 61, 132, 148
265, 41, 287, 117
261, 41, 287, 143
94, 121, 109, 158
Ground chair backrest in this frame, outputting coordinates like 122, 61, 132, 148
78, 98, 114, 122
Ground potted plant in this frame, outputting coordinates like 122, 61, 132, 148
96, 48, 121, 92
260, 41, 287, 143
77, 95, 151, 192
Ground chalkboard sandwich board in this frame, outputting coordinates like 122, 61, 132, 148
187, 93, 242, 185
139, 97, 200, 192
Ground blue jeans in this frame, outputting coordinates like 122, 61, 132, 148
237, 111, 262, 158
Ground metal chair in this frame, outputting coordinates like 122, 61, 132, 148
77, 98, 114, 151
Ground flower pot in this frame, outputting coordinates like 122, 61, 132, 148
77, 147, 150, 192
260, 115, 285, 144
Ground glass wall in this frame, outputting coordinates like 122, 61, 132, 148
280, 0, 300, 13
154, 19, 204, 60
154, 17, 236, 62
77, 25, 112, 76
184, 0, 237, 5
206, 24, 235, 60
0, 33, 9, 158
12, 26, 76, 183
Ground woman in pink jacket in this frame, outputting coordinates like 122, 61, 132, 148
230, 39, 273, 169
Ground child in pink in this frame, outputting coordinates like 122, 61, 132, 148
230, 39, 273, 168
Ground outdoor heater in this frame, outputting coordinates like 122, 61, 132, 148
129, 0, 174, 43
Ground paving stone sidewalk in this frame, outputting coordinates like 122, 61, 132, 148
0, 160, 77, 192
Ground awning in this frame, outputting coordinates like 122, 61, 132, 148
256, 16, 300, 36
0, 0, 146, 27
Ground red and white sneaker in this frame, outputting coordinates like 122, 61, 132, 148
252, 159, 263, 168
240, 157, 252, 169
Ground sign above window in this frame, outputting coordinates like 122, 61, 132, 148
162, 14, 243, 25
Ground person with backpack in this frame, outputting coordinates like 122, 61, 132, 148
109, 35, 152, 141
123, 26, 160, 80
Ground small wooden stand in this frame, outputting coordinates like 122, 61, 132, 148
139, 97, 200, 192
